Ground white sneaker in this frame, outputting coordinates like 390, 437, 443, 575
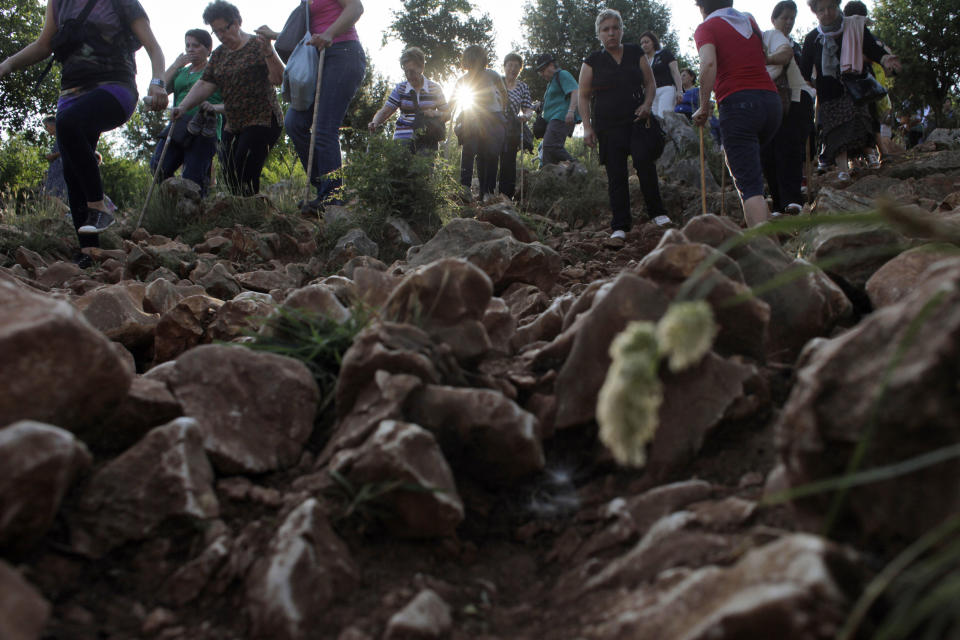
610, 230, 626, 240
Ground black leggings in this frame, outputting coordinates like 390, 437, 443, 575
222, 119, 281, 196
57, 89, 129, 247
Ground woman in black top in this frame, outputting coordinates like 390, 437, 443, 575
580, 9, 665, 239
799, 0, 900, 181
639, 31, 683, 118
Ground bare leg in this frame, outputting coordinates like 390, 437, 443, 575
742, 194, 769, 228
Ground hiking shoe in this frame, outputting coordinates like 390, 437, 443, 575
187, 112, 203, 136
816, 162, 829, 175
200, 111, 218, 138
837, 171, 851, 183
785, 203, 803, 215
610, 230, 626, 240
72, 253, 93, 269
77, 209, 115, 235
867, 151, 881, 169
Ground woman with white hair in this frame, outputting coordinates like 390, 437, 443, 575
579, 8, 666, 240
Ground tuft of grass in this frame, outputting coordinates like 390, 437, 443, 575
0, 188, 76, 260
241, 304, 373, 415
324, 468, 444, 534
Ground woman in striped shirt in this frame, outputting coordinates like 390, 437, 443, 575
369, 46, 448, 153
498, 52, 534, 199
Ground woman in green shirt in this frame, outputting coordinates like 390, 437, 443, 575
150, 29, 224, 196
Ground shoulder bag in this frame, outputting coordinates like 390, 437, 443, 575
842, 71, 887, 106
281, 2, 319, 111
275, 1, 309, 64
408, 88, 446, 146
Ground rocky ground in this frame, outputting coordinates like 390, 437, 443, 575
2, 134, 960, 640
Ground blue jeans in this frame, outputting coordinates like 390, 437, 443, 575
718, 90, 782, 200
150, 134, 217, 196
284, 40, 366, 202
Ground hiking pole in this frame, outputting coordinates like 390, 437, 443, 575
518, 116, 524, 208
698, 125, 707, 216
720, 161, 727, 217
303, 48, 326, 209
135, 112, 175, 230
805, 135, 813, 207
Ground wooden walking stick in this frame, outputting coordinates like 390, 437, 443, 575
699, 125, 707, 216
303, 49, 326, 209
720, 160, 727, 217
805, 135, 813, 206
135, 113, 175, 230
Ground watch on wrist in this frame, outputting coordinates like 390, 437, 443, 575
150, 78, 165, 90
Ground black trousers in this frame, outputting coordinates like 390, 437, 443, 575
599, 122, 666, 231
761, 91, 814, 211
222, 118, 281, 196
57, 89, 129, 248
498, 130, 520, 198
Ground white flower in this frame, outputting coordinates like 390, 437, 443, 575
655, 301, 718, 373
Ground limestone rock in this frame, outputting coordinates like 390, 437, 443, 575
476, 202, 535, 242
0, 280, 132, 431
408, 218, 561, 292
776, 261, 960, 549
384, 589, 453, 640
70, 417, 219, 557
84, 377, 183, 453
406, 385, 545, 484
73, 283, 160, 350
153, 294, 223, 364
866, 246, 959, 308
329, 420, 464, 537
0, 422, 91, 552
0, 560, 50, 640
167, 345, 319, 474
246, 499, 357, 639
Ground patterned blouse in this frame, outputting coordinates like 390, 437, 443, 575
505, 80, 533, 116
202, 36, 282, 132
386, 77, 447, 141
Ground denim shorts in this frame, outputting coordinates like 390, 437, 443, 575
719, 90, 782, 200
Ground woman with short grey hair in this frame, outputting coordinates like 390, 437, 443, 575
595, 8, 623, 36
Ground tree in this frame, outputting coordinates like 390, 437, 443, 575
386, 0, 495, 82
519, 0, 676, 97
872, 0, 960, 122
121, 101, 168, 163
0, 0, 61, 138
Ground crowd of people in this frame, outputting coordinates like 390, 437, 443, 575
0, 0, 935, 261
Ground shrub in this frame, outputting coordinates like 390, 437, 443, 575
98, 147, 150, 211
340, 135, 458, 244
518, 151, 608, 231
0, 133, 48, 197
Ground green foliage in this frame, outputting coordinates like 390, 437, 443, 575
0, 189, 75, 259
517, 148, 608, 230
0, 0, 60, 137
386, 0, 495, 82
98, 144, 150, 211
0, 132, 48, 195
873, 0, 960, 120
519, 0, 675, 98
121, 101, 168, 163
242, 305, 373, 414
341, 134, 458, 246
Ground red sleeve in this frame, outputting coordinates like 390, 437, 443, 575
694, 22, 715, 51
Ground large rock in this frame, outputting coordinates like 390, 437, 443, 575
334, 322, 466, 419
923, 128, 960, 151
476, 202, 535, 242
0, 561, 50, 640
167, 345, 319, 474
408, 218, 562, 292
73, 283, 160, 350
153, 294, 223, 364
246, 499, 357, 639
194, 262, 242, 300
0, 280, 132, 431
83, 377, 183, 453
406, 385, 545, 484
799, 214, 908, 291
205, 295, 276, 343
865, 246, 959, 309
281, 284, 351, 323
885, 150, 960, 179
776, 262, 960, 549
69, 417, 219, 557
0, 422, 91, 553
385, 258, 494, 362
553, 273, 671, 429
682, 215, 853, 361
329, 420, 464, 537
587, 534, 857, 639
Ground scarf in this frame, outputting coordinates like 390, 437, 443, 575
817, 15, 843, 79
703, 7, 754, 39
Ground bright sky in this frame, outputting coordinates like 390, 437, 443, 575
133, 0, 874, 95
